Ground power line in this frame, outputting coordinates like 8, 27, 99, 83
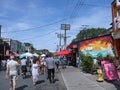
70, 0, 111, 19
1, 17, 69, 33
19, 29, 57, 41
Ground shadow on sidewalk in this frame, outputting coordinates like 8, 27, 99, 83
105, 79, 120, 90
16, 85, 28, 90
36, 80, 45, 85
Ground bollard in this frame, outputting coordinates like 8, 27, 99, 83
97, 68, 104, 82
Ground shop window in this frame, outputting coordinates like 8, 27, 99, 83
118, 9, 120, 16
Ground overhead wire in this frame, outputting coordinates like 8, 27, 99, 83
70, 0, 84, 19
19, 29, 57, 41
4, 0, 112, 42
2, 1, 111, 34
1, 17, 69, 33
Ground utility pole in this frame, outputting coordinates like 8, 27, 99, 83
55, 33, 64, 51
61, 24, 70, 49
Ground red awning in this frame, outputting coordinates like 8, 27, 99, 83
56, 50, 71, 56
67, 44, 77, 49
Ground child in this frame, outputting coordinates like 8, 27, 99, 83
32, 59, 39, 86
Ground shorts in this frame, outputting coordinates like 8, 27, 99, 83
10, 75, 18, 80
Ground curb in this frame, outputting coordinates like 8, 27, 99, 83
60, 70, 69, 90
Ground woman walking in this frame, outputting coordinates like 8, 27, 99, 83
32, 59, 39, 86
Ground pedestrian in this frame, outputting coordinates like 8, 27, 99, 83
5, 56, 20, 90
40, 56, 46, 74
36, 58, 41, 75
20, 57, 27, 79
60, 57, 66, 69
29, 56, 33, 75
76, 57, 80, 68
32, 58, 39, 86
45, 54, 55, 83
55, 57, 60, 72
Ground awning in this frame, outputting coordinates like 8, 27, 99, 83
67, 44, 77, 49
56, 50, 71, 56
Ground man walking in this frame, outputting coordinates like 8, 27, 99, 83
5, 56, 20, 90
45, 54, 55, 83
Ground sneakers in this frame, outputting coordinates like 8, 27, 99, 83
33, 82, 36, 86
49, 80, 52, 83
49, 79, 55, 83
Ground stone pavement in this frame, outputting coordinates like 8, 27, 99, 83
60, 66, 120, 90
0, 69, 67, 90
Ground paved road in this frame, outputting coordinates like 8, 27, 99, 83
0, 69, 67, 90
61, 66, 120, 90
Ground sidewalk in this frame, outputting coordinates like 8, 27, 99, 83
60, 66, 120, 90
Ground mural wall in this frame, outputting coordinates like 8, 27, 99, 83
79, 36, 115, 58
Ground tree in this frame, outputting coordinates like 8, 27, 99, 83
72, 28, 111, 42
24, 42, 36, 53
24, 43, 32, 46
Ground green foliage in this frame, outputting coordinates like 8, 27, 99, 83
47, 52, 54, 57
80, 52, 94, 73
73, 28, 110, 42
96, 53, 103, 60
24, 43, 32, 46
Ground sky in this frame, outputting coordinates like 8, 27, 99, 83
0, 0, 114, 52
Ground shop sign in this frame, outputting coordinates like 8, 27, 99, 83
103, 63, 119, 80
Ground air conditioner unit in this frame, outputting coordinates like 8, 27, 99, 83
116, 0, 120, 6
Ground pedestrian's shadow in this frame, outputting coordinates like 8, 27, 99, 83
25, 74, 31, 79
36, 80, 45, 85
105, 79, 120, 90
52, 78, 59, 83
16, 85, 28, 90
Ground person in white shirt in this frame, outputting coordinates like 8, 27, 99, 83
45, 54, 55, 83
32, 59, 39, 86
6, 56, 20, 90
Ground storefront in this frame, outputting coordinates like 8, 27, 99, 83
111, 0, 120, 58
67, 43, 78, 66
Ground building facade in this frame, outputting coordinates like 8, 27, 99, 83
111, 0, 120, 57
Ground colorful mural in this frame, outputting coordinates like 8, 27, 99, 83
79, 36, 115, 58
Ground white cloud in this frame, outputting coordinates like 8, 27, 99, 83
72, 7, 112, 29
1, 0, 113, 51
6, 22, 32, 31
66, 7, 112, 45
